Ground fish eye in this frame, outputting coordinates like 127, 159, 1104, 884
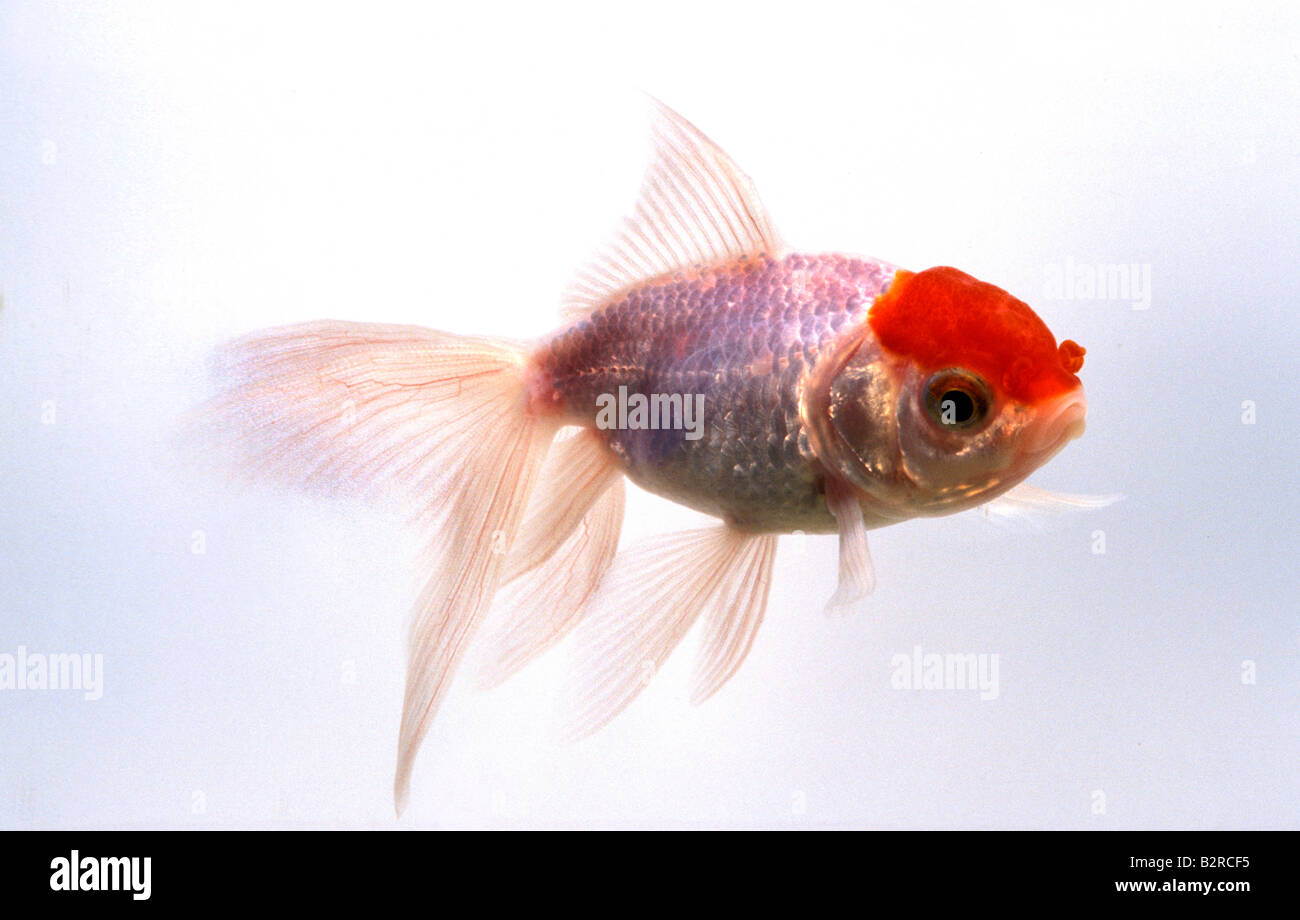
924, 369, 991, 430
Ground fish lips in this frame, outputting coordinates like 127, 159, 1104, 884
1024, 390, 1088, 459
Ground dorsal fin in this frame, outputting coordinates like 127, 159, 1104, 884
563, 98, 783, 317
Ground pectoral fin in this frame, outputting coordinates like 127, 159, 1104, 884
824, 477, 875, 612
977, 483, 1122, 529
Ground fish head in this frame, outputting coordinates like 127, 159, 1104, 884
811, 266, 1087, 518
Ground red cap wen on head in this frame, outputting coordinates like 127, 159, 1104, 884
867, 266, 1084, 404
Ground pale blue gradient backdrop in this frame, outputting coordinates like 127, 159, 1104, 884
1, 1, 1296, 828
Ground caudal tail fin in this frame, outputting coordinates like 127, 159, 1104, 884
200, 321, 558, 815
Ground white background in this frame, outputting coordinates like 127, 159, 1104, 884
1, 1, 1296, 828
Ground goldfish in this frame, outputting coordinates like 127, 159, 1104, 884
207, 100, 1101, 814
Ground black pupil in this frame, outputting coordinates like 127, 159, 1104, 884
940, 389, 975, 424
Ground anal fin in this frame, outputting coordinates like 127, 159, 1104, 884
502, 428, 623, 585
478, 475, 626, 690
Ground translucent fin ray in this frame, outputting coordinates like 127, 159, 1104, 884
396, 415, 553, 813
563, 526, 776, 739
502, 428, 623, 585
479, 468, 626, 690
825, 477, 876, 611
691, 533, 779, 705
977, 483, 1123, 529
563, 98, 782, 317
195, 321, 559, 815
201, 321, 531, 514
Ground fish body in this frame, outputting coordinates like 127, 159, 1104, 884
532, 252, 896, 533
206, 99, 1099, 813
530, 242, 1086, 533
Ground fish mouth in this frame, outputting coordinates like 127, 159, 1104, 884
1025, 390, 1088, 458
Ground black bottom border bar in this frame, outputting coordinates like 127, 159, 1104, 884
0, 829, 1287, 908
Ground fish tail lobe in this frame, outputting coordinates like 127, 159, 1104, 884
196, 321, 560, 816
